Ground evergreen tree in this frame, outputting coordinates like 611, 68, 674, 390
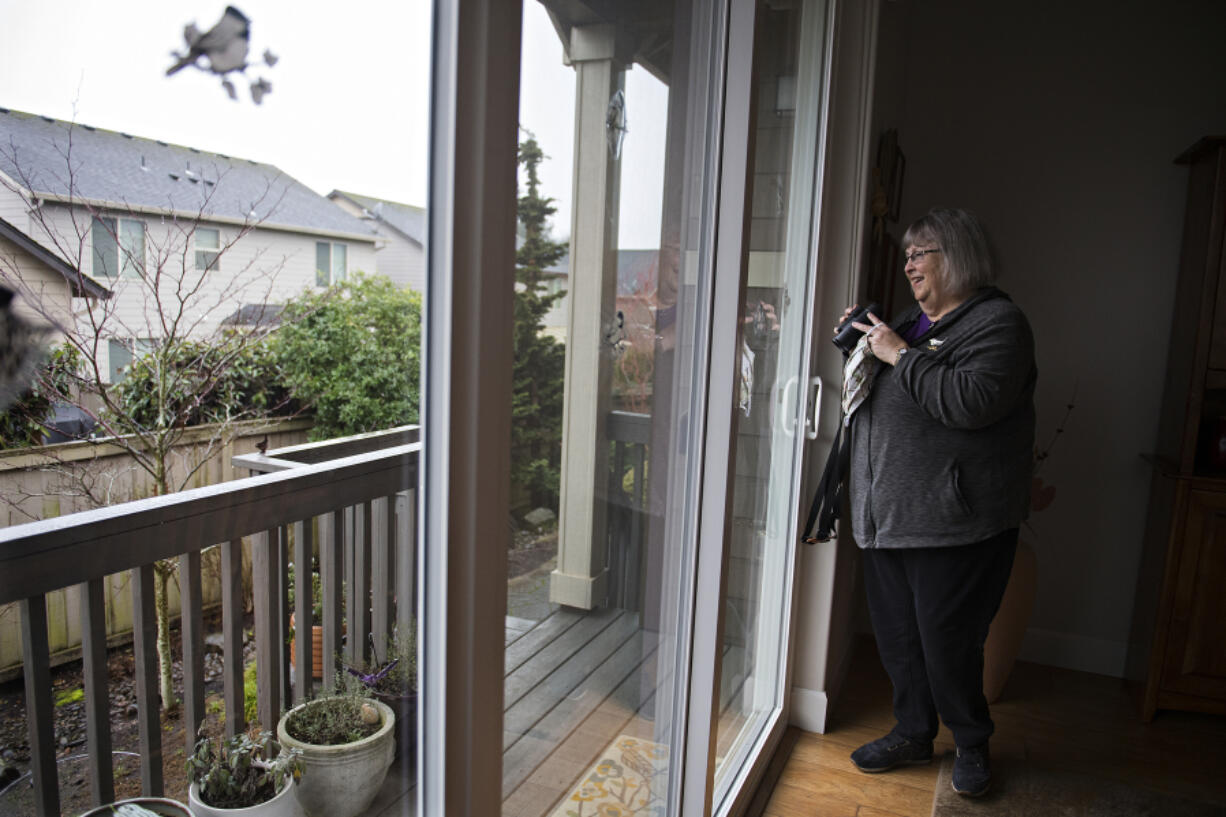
512, 133, 567, 510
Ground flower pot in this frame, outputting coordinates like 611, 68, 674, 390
276, 698, 395, 817
983, 537, 1038, 703
289, 613, 342, 679
372, 689, 417, 761
78, 797, 191, 817
188, 778, 302, 817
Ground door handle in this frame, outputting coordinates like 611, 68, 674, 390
804, 375, 823, 440
779, 375, 798, 437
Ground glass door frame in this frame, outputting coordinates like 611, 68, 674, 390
420, 1, 856, 815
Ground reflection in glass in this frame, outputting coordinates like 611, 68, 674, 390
502, 1, 723, 815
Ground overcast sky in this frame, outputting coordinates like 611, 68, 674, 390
0, 0, 667, 247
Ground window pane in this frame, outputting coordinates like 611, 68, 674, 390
107, 338, 133, 383
714, 0, 828, 802
333, 243, 347, 283
120, 219, 144, 278
196, 228, 220, 271
92, 217, 117, 278
501, 2, 723, 814
316, 241, 331, 286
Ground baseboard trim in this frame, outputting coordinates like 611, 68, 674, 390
1019, 628, 1128, 678
789, 686, 828, 734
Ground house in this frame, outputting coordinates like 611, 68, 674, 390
0, 108, 378, 382
2, 2, 1225, 817
0, 215, 109, 335
328, 190, 426, 291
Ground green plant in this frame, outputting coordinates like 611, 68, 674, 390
348, 620, 417, 697
243, 660, 259, 725
283, 696, 382, 746
273, 274, 422, 441
287, 561, 324, 620
114, 337, 296, 431
54, 687, 84, 707
511, 133, 567, 511
186, 730, 302, 810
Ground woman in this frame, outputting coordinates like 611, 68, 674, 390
842, 207, 1035, 797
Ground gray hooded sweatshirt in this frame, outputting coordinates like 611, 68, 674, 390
849, 287, 1036, 549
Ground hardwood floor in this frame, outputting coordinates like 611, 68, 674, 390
759, 637, 1226, 817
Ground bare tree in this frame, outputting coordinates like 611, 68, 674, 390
0, 120, 307, 709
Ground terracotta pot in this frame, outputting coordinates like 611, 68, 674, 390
983, 538, 1038, 703
289, 613, 337, 679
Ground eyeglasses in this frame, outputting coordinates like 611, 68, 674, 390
904, 248, 941, 264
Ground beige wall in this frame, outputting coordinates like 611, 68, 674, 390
870, 0, 1226, 676
0, 236, 73, 335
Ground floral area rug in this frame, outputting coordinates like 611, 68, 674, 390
549, 734, 670, 817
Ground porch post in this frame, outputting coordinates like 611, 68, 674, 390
550, 24, 626, 609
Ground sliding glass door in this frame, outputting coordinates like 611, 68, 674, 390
713, 0, 833, 809
423, 1, 838, 815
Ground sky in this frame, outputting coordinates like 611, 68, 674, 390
0, 0, 667, 248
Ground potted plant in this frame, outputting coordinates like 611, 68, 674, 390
345, 622, 417, 760
276, 694, 394, 817
185, 729, 303, 817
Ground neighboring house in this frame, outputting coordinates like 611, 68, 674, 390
540, 248, 658, 341
0, 215, 109, 337
0, 108, 378, 382
327, 190, 425, 291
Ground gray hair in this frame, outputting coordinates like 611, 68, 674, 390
902, 207, 996, 295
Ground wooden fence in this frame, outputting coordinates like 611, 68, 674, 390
0, 420, 312, 680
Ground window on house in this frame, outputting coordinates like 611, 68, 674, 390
315, 241, 348, 286
195, 228, 221, 271
91, 216, 145, 278
107, 337, 154, 383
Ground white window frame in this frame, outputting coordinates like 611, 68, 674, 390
92, 216, 146, 279
195, 227, 221, 272
315, 240, 349, 286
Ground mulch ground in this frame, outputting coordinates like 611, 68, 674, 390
0, 610, 244, 816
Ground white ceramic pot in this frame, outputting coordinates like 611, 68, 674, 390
187, 778, 303, 817
78, 798, 191, 817
276, 698, 395, 817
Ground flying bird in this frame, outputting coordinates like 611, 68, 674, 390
166, 6, 251, 77
166, 6, 278, 104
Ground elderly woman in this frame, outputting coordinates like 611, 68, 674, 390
843, 207, 1035, 797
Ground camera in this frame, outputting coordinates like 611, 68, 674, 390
831, 302, 882, 354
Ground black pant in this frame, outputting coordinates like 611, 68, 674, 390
861, 529, 1017, 749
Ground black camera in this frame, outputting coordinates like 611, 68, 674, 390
831, 302, 881, 354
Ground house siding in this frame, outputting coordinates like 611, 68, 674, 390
30, 202, 375, 381
0, 237, 73, 337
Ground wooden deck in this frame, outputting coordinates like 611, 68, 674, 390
364, 606, 661, 817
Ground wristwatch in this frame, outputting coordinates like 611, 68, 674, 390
895, 347, 910, 366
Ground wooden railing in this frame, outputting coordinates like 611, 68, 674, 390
0, 434, 419, 816
606, 411, 650, 610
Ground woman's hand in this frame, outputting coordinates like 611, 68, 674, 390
851, 312, 908, 366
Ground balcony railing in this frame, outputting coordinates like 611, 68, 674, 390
0, 415, 650, 816
0, 429, 419, 816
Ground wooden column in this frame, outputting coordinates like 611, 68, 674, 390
551, 23, 627, 610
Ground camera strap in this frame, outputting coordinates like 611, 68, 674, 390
801, 412, 853, 544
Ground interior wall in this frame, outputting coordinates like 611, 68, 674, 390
867, 0, 1226, 676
